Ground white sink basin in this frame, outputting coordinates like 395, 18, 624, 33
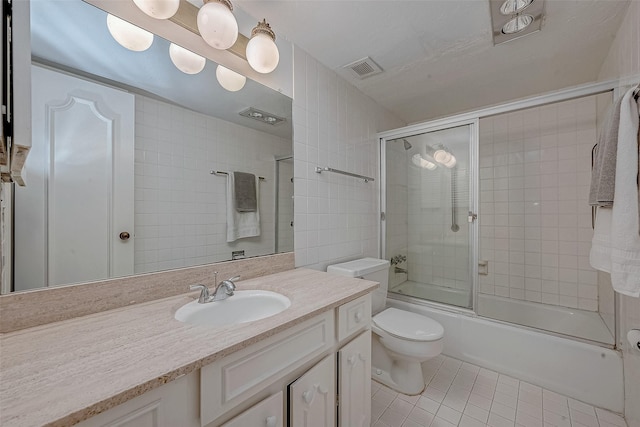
175, 290, 291, 327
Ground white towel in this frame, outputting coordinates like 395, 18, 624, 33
590, 87, 640, 297
226, 173, 260, 242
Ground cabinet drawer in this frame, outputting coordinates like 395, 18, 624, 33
201, 311, 335, 426
336, 294, 371, 342
221, 392, 283, 427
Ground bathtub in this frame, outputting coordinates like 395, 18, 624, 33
390, 280, 471, 308
477, 293, 615, 345
387, 296, 624, 413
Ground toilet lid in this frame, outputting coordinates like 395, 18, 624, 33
373, 308, 444, 342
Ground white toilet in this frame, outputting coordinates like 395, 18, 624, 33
327, 258, 444, 395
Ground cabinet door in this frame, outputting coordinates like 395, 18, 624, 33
338, 331, 371, 427
289, 354, 336, 427
221, 392, 283, 427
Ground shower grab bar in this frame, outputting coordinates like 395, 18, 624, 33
314, 166, 375, 183
211, 170, 266, 181
451, 167, 459, 232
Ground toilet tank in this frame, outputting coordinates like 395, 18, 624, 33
327, 258, 390, 313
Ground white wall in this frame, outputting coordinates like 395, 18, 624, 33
478, 97, 602, 312
134, 95, 291, 274
291, 45, 404, 271
597, 1, 640, 424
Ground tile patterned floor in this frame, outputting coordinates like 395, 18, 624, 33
371, 355, 627, 427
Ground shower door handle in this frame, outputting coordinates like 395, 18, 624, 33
468, 211, 478, 223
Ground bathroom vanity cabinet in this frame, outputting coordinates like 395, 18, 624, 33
75, 294, 372, 427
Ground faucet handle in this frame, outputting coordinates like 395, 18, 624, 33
189, 284, 210, 303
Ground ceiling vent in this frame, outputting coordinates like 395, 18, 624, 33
342, 57, 383, 79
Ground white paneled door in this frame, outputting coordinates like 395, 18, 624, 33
14, 65, 134, 291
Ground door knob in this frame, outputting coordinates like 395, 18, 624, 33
119, 231, 131, 241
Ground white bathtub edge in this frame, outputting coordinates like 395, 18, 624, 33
388, 299, 624, 413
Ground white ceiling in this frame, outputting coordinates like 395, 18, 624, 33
236, 0, 630, 123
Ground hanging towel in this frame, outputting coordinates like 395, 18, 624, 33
589, 96, 624, 206
233, 172, 257, 212
590, 87, 640, 297
226, 173, 260, 242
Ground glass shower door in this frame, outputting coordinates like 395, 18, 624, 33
383, 123, 476, 309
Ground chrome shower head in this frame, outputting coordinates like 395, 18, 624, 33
403, 139, 412, 150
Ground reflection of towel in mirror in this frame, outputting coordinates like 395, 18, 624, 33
234, 172, 257, 212
227, 173, 260, 242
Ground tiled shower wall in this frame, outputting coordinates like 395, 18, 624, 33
134, 95, 291, 274
385, 142, 409, 290
478, 96, 602, 311
406, 150, 470, 292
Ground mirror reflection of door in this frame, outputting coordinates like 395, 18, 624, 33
13, 65, 134, 292
275, 156, 293, 253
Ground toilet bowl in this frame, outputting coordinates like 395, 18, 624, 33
327, 258, 444, 395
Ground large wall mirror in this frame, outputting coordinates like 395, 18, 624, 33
4, 0, 293, 294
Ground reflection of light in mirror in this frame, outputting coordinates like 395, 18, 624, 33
197, 0, 238, 50
106, 14, 154, 52
216, 65, 246, 91
169, 43, 206, 74
412, 153, 437, 170
246, 20, 280, 74
132, 0, 180, 19
433, 146, 457, 168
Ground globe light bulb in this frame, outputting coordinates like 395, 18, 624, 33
169, 43, 206, 74
106, 14, 154, 52
216, 65, 246, 92
197, 0, 238, 50
132, 0, 180, 19
246, 20, 280, 74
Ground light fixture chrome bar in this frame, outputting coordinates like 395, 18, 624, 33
211, 170, 265, 181
315, 166, 375, 183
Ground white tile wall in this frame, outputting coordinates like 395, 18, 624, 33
406, 140, 471, 293
478, 97, 601, 311
386, 142, 410, 289
292, 45, 404, 270
134, 95, 291, 274
597, 1, 640, 425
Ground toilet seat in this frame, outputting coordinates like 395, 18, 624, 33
373, 308, 444, 342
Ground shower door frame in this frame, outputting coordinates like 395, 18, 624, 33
379, 77, 635, 347
379, 117, 480, 313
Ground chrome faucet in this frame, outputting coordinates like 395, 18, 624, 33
189, 272, 240, 303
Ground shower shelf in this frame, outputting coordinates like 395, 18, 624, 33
314, 166, 375, 183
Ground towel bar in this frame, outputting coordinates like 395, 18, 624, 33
211, 171, 266, 181
314, 166, 374, 183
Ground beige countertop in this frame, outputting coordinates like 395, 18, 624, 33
0, 268, 378, 427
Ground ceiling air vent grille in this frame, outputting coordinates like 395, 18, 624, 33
343, 57, 383, 79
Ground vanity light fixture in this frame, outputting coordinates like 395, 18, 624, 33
106, 14, 154, 52
215, 65, 246, 91
197, 0, 239, 50
246, 19, 280, 74
239, 107, 285, 125
169, 43, 206, 74
412, 154, 437, 170
132, 0, 180, 19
